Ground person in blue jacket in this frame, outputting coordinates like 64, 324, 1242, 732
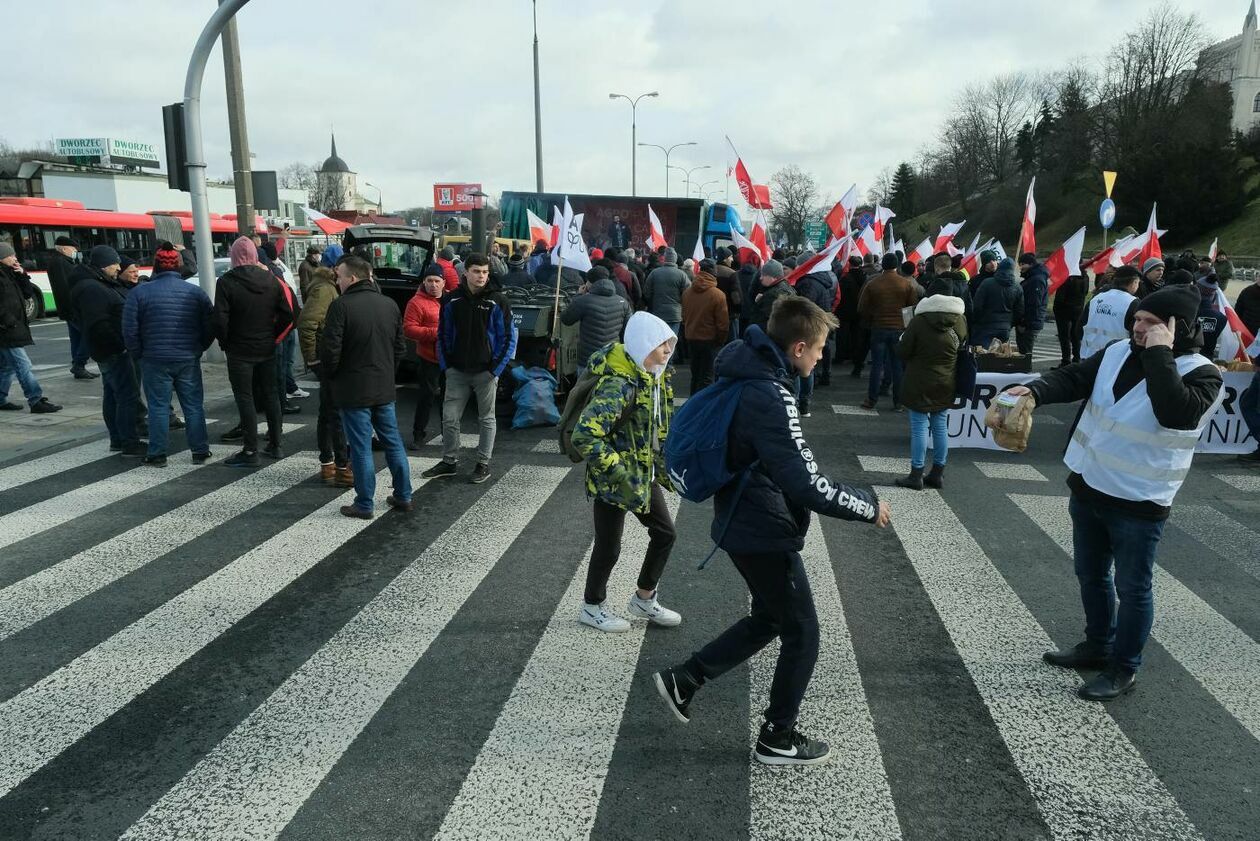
1016, 252, 1049, 355
653, 296, 891, 767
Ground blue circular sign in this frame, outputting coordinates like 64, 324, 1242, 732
1099, 198, 1116, 230
855, 210, 875, 231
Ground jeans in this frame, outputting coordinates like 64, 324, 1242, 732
585, 483, 676, 605
1068, 494, 1166, 672
315, 367, 347, 467
1238, 372, 1260, 444
687, 339, 717, 395
0, 347, 43, 405
795, 372, 814, 406
1016, 326, 1040, 356
909, 409, 949, 469
141, 358, 208, 457
971, 328, 1010, 350
67, 322, 90, 368
816, 330, 835, 382
728, 318, 739, 345
276, 331, 298, 396
340, 403, 412, 512
413, 358, 442, 439
441, 368, 497, 464
98, 353, 139, 447
685, 550, 819, 730
867, 328, 904, 402
226, 354, 282, 454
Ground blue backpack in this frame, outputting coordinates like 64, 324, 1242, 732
664, 378, 756, 569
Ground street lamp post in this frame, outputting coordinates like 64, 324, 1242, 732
638, 141, 696, 197
668, 163, 711, 199
364, 181, 382, 214
692, 179, 718, 200
608, 91, 658, 197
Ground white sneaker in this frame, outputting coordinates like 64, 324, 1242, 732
627, 593, 682, 627
579, 602, 631, 633
288, 387, 310, 398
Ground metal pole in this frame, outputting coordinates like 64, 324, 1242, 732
532, 0, 544, 192
664, 148, 670, 198
631, 104, 637, 197
219, 1, 254, 238
185, 0, 250, 344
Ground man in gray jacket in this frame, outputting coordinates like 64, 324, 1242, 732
642, 247, 689, 336
562, 267, 631, 372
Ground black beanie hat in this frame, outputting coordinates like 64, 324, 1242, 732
88, 245, 122, 269
587, 266, 611, 282
880, 253, 899, 270
1134, 283, 1200, 329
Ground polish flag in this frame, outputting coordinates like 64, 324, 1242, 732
963, 232, 982, 259
1208, 237, 1219, 262
825, 184, 859, 238
1044, 226, 1087, 295
526, 209, 552, 248
1084, 246, 1115, 276
890, 238, 905, 259
726, 135, 773, 210
1110, 234, 1138, 267
1018, 177, 1036, 256
872, 203, 896, 243
959, 239, 990, 278
785, 235, 848, 286
692, 235, 705, 267
854, 225, 880, 258
934, 220, 966, 253
646, 204, 668, 251
751, 184, 773, 209
730, 226, 763, 266
1214, 287, 1256, 361
907, 237, 934, 266
749, 209, 771, 261
1136, 204, 1165, 266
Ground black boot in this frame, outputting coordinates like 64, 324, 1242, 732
895, 467, 924, 490
1077, 667, 1136, 702
1043, 641, 1110, 670
924, 463, 945, 489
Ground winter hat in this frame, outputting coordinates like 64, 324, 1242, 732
55, 235, 78, 248
422, 262, 445, 280
623, 311, 676, 373
663, 247, 679, 264
259, 241, 278, 261
761, 259, 785, 279
848, 255, 863, 269
508, 252, 526, 269
229, 236, 259, 268
88, 244, 121, 269
1113, 265, 1142, 285
320, 243, 344, 268
1195, 273, 1219, 291
306, 245, 322, 256
1018, 252, 1037, 266
1165, 268, 1194, 286
980, 249, 998, 264
0, 244, 14, 261
699, 258, 716, 272
1135, 283, 1200, 328
118, 256, 137, 273
782, 257, 798, 269
1141, 257, 1165, 275
995, 257, 1017, 283
590, 247, 604, 260
881, 253, 899, 271
154, 244, 183, 272
439, 245, 456, 261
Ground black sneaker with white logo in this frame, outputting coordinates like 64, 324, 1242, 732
754, 722, 831, 766
653, 667, 699, 724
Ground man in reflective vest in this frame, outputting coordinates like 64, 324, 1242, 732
1079, 265, 1140, 360
1003, 285, 1223, 701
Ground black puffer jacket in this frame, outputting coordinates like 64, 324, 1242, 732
0, 264, 35, 348
213, 265, 294, 362
46, 251, 77, 320
68, 270, 129, 361
839, 267, 866, 322
926, 270, 972, 323
794, 269, 837, 315
712, 326, 879, 553
561, 276, 630, 365
319, 280, 405, 408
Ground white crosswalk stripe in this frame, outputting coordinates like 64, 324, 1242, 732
433, 495, 680, 841
1214, 472, 1260, 492
0, 440, 117, 493
0, 455, 320, 642
122, 465, 567, 841
0, 459, 435, 799
1172, 505, 1260, 581
832, 404, 879, 416
880, 485, 1203, 840
426, 432, 482, 449
974, 461, 1048, 481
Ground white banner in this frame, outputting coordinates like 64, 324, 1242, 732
951, 372, 1257, 454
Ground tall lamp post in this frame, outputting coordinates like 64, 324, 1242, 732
608, 91, 658, 197
532, 0, 544, 191
638, 141, 696, 197
364, 181, 382, 214
668, 163, 711, 199
692, 179, 718, 200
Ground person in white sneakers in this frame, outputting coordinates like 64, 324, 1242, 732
571, 312, 681, 632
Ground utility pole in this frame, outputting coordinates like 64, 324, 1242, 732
219, 0, 254, 237
532, 0, 544, 192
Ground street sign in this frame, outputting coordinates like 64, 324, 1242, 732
1099, 198, 1116, 230
804, 220, 826, 248
1102, 171, 1117, 199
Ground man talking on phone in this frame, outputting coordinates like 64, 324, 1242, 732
1000, 280, 1223, 701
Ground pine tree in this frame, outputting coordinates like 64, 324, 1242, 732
888, 162, 917, 217
1015, 122, 1036, 175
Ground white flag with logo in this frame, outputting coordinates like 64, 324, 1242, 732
557, 198, 592, 273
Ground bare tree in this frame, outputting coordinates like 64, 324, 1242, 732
952, 72, 1040, 187
310, 174, 351, 213
278, 161, 317, 194
769, 164, 819, 250
866, 166, 894, 207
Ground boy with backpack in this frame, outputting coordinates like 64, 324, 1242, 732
653, 296, 892, 766
568, 311, 682, 633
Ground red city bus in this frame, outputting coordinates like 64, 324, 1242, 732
0, 198, 264, 319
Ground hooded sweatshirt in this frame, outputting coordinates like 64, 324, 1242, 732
681, 270, 729, 342
972, 258, 1025, 335
213, 237, 294, 361
571, 311, 676, 514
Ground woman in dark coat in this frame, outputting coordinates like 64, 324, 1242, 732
894, 293, 967, 490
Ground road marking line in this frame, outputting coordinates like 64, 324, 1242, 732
0, 455, 320, 642
426, 432, 482, 449
1213, 473, 1260, 493
531, 439, 560, 453
749, 525, 901, 841
431, 495, 680, 841
832, 404, 879, 416
121, 465, 568, 841
857, 455, 907, 474
880, 485, 1202, 840
0, 458, 435, 799
1172, 505, 1260, 582
974, 462, 1048, 481
0, 441, 117, 493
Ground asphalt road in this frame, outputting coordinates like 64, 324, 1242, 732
0, 345, 1257, 840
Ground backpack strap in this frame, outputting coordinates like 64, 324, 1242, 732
697, 461, 758, 570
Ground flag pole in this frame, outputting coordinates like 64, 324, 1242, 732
551, 253, 565, 341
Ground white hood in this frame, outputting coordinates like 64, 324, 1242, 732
623, 311, 676, 374
914, 294, 966, 316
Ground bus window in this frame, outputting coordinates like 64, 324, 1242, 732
710, 205, 727, 224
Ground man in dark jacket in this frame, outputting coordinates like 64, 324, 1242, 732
321, 254, 412, 519
1137, 257, 1165, 299
968, 249, 999, 300
748, 259, 793, 332
972, 258, 1025, 349
606, 215, 632, 249
642, 247, 689, 334
1194, 275, 1228, 360
0, 245, 61, 413
46, 236, 96, 378
1017, 252, 1049, 356
1234, 271, 1260, 336
213, 236, 294, 467
424, 253, 517, 484
297, 245, 322, 299
122, 244, 214, 466
652, 297, 889, 766
838, 256, 867, 373
562, 268, 630, 370
793, 258, 838, 386
1002, 284, 1223, 701
711, 248, 741, 342
70, 245, 143, 452
501, 252, 533, 288
925, 253, 973, 325
1053, 269, 1088, 368
857, 254, 919, 410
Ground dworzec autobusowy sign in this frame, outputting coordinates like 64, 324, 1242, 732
54, 137, 160, 168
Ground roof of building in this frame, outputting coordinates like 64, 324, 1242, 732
319, 134, 351, 173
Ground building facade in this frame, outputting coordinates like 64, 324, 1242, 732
1203, 2, 1260, 134
315, 134, 381, 215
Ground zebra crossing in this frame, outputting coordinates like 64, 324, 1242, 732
0, 416, 1257, 840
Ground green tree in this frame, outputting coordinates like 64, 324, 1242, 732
889, 162, 917, 217
1015, 122, 1036, 175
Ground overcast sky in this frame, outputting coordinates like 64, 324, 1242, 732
7, 0, 1246, 210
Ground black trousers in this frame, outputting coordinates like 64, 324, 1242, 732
585, 483, 676, 605
1055, 309, 1084, 363
688, 339, 717, 395
316, 367, 347, 467
848, 324, 870, 373
226, 354, 282, 453
817, 330, 835, 383
412, 357, 443, 439
685, 550, 819, 731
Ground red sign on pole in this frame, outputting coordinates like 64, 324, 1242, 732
432, 183, 483, 212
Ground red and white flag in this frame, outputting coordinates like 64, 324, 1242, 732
785, 235, 848, 286
730, 226, 763, 266
526, 209, 552, 248
959, 239, 991, 277
824, 184, 859, 238
1018, 177, 1036, 256
726, 136, 773, 210
934, 220, 966, 253
549, 206, 563, 248
1084, 246, 1116, 276
1110, 234, 1138, 267
749, 208, 771, 261
646, 204, 668, 252
1045, 226, 1086, 295
1136, 204, 1165, 266
1214, 287, 1256, 361
1208, 237, 1219, 262
872, 203, 896, 243
854, 225, 880, 258
907, 237, 934, 266
963, 232, 982, 259
692, 235, 705, 266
